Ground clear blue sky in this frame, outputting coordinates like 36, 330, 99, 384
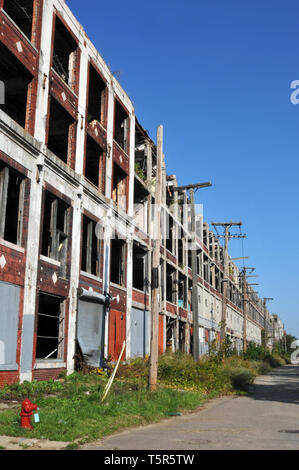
69, 0, 299, 339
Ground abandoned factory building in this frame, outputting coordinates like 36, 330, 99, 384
0, 0, 283, 386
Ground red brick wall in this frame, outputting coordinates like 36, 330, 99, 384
33, 368, 65, 382
0, 371, 19, 387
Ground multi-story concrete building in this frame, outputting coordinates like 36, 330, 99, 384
0, 0, 283, 386
270, 314, 285, 350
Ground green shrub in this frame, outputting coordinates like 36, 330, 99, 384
264, 354, 286, 368
243, 342, 265, 361
257, 362, 272, 375
230, 368, 255, 391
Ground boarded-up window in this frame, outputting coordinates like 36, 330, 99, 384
130, 308, 149, 358
77, 300, 105, 367
0, 282, 20, 370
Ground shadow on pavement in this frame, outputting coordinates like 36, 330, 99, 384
249, 365, 299, 405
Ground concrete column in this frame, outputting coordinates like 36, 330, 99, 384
20, 153, 44, 383
34, 0, 54, 144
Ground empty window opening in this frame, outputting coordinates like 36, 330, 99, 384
178, 273, 187, 309
178, 237, 184, 266
166, 316, 176, 351
41, 191, 69, 271
166, 214, 174, 253
84, 135, 104, 189
133, 243, 147, 291
135, 123, 147, 181
3, 0, 34, 41
187, 239, 192, 269
114, 100, 129, 153
160, 260, 165, 302
166, 263, 176, 303
197, 250, 202, 276
133, 178, 149, 232
81, 215, 100, 276
0, 42, 33, 128
203, 255, 209, 282
52, 16, 78, 88
87, 64, 106, 124
179, 321, 185, 351
0, 163, 25, 245
36, 293, 64, 360
47, 97, 74, 163
110, 237, 125, 286
112, 162, 127, 211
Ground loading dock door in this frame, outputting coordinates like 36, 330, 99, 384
77, 300, 105, 367
130, 308, 149, 358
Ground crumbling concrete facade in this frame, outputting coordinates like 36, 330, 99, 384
0, 0, 284, 386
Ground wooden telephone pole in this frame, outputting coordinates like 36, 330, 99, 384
211, 222, 245, 347
149, 125, 163, 391
241, 267, 256, 353
172, 181, 212, 361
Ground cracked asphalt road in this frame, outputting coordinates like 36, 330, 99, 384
82, 364, 299, 450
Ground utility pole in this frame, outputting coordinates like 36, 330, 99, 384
211, 222, 245, 347
241, 267, 256, 354
149, 125, 163, 391
173, 181, 212, 361
263, 297, 273, 354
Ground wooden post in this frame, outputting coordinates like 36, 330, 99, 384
148, 125, 163, 391
190, 188, 200, 361
221, 225, 229, 345
242, 268, 247, 354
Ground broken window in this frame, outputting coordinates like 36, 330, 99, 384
133, 177, 149, 232
87, 63, 106, 124
179, 321, 185, 351
47, 97, 74, 164
160, 260, 165, 302
52, 16, 78, 89
0, 42, 33, 129
0, 163, 25, 245
166, 263, 176, 303
84, 135, 104, 189
132, 243, 147, 291
35, 293, 64, 360
81, 215, 100, 277
178, 237, 183, 267
3, 0, 34, 41
166, 214, 174, 253
135, 122, 147, 181
166, 316, 176, 351
110, 237, 125, 286
112, 162, 127, 212
178, 273, 187, 309
114, 100, 129, 153
187, 239, 192, 269
41, 191, 69, 273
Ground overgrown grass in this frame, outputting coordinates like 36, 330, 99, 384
0, 349, 286, 444
0, 372, 210, 443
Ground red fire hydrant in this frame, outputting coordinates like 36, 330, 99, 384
20, 399, 38, 430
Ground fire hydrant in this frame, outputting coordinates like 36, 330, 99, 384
20, 399, 38, 430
